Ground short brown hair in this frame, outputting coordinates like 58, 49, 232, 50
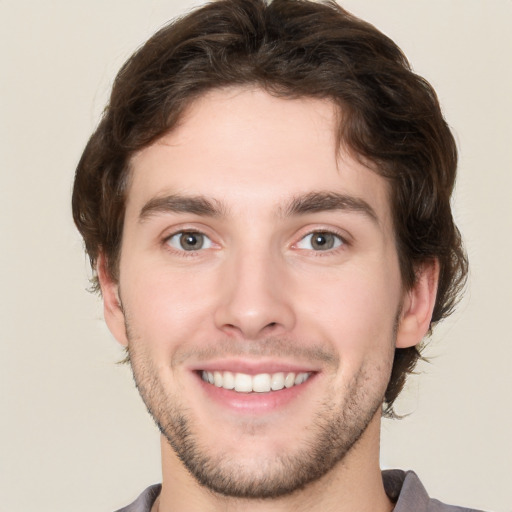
72, 0, 468, 415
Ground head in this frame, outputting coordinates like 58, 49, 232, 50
73, 0, 467, 415
73, 0, 467, 496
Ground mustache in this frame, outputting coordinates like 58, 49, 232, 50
122, 315, 340, 370
168, 337, 340, 370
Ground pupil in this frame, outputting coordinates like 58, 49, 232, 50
315, 234, 326, 245
180, 233, 202, 250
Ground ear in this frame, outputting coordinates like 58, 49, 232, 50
396, 259, 439, 349
97, 253, 128, 347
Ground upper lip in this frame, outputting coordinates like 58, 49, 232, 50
189, 358, 319, 375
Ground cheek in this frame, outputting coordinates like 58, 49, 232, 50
120, 262, 219, 347
294, 259, 402, 352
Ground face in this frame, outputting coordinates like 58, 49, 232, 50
103, 88, 425, 498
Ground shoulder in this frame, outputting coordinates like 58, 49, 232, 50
114, 484, 161, 512
383, 469, 487, 512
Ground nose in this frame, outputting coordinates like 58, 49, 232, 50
214, 248, 296, 339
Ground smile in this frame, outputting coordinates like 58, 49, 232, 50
201, 370, 311, 393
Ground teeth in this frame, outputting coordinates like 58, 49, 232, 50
284, 372, 295, 388
234, 373, 252, 392
222, 371, 235, 390
252, 373, 271, 393
295, 372, 309, 385
271, 372, 285, 391
201, 370, 311, 393
213, 371, 223, 387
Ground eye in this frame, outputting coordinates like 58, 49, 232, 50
166, 231, 213, 251
295, 231, 344, 251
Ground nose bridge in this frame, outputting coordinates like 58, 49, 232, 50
214, 240, 295, 338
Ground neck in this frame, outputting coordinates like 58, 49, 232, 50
156, 412, 393, 512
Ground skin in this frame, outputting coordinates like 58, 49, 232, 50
99, 87, 438, 512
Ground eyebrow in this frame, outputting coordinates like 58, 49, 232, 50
138, 190, 378, 224
139, 194, 226, 221
281, 191, 378, 224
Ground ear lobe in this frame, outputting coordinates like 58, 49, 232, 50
396, 259, 439, 349
97, 254, 128, 346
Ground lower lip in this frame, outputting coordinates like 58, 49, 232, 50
196, 372, 317, 413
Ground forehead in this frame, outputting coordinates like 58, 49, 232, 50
126, 87, 391, 226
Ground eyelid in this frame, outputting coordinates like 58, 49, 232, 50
160, 222, 217, 242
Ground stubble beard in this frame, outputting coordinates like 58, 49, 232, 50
126, 326, 395, 500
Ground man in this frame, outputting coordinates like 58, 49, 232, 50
72, 0, 477, 510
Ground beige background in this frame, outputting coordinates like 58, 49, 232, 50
1, 1, 511, 511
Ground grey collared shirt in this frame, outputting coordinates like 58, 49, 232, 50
114, 470, 485, 512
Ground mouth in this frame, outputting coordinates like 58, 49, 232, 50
193, 361, 319, 413
200, 370, 312, 393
